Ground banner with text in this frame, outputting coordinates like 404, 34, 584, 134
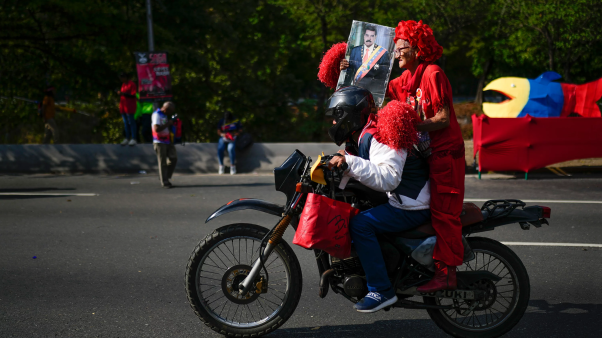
134, 52, 172, 101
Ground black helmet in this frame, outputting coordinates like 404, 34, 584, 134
326, 86, 376, 146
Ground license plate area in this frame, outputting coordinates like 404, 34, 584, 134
398, 287, 476, 300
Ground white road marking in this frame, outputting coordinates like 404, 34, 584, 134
464, 198, 602, 204
502, 242, 602, 248
0, 193, 98, 196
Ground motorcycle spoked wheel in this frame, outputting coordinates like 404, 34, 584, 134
424, 237, 530, 338
185, 223, 302, 337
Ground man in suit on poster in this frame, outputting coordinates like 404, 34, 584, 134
340, 24, 391, 98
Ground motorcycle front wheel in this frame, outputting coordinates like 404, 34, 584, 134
425, 237, 530, 338
185, 223, 302, 337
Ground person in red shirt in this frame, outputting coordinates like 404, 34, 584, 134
386, 20, 465, 292
118, 72, 138, 146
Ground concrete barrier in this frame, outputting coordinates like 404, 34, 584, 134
0, 143, 342, 174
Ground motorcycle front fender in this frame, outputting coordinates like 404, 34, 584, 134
205, 198, 285, 223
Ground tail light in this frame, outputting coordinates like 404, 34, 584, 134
541, 206, 551, 218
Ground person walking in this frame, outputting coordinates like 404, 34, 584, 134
152, 102, 178, 188
216, 111, 242, 175
118, 72, 138, 146
41, 86, 59, 144
135, 93, 154, 143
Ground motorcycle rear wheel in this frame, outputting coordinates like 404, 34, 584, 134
185, 223, 303, 337
425, 237, 530, 338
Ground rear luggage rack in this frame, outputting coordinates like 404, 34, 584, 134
481, 199, 526, 222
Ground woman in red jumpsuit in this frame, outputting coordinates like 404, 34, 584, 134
386, 20, 465, 292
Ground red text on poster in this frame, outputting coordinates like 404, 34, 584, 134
134, 52, 172, 101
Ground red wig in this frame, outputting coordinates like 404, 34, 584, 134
394, 20, 443, 63
376, 100, 420, 150
318, 42, 347, 89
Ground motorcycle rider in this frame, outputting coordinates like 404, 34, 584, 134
326, 86, 431, 313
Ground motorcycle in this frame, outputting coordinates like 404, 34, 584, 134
185, 150, 551, 337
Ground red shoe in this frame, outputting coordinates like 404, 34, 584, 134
417, 261, 457, 293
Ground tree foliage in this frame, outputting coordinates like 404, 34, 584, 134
1, 0, 601, 144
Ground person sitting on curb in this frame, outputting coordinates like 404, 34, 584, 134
216, 111, 242, 175
152, 102, 178, 188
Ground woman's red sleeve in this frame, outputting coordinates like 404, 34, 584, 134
427, 70, 453, 114
387, 77, 404, 101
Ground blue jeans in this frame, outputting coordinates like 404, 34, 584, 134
218, 137, 236, 166
350, 203, 431, 293
122, 114, 137, 140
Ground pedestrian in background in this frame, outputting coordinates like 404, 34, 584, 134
152, 102, 178, 188
135, 93, 154, 143
41, 86, 59, 144
118, 72, 137, 146
217, 111, 242, 175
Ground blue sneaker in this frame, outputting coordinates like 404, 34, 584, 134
354, 290, 398, 313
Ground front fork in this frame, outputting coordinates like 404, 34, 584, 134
238, 214, 293, 295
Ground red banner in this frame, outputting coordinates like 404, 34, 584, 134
134, 52, 172, 101
472, 115, 602, 172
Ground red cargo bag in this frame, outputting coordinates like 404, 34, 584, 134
293, 193, 360, 259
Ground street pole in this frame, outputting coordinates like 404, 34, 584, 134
146, 0, 155, 52
146, 0, 157, 110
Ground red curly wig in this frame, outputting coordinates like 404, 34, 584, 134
318, 42, 347, 89
394, 20, 443, 63
375, 100, 420, 150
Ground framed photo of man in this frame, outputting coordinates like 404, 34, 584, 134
337, 21, 395, 107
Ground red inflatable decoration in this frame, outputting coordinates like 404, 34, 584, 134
318, 42, 347, 89
472, 114, 602, 174
376, 100, 420, 150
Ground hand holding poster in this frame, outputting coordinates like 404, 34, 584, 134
134, 52, 173, 101
337, 21, 395, 107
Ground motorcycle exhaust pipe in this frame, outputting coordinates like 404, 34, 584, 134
319, 269, 335, 298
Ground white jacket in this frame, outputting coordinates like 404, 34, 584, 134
344, 137, 430, 210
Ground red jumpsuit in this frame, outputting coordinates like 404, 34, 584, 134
387, 64, 465, 266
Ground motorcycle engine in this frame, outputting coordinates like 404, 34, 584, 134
343, 275, 368, 298
331, 255, 364, 275
330, 243, 399, 299
331, 252, 368, 298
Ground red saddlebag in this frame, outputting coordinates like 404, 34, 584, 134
293, 193, 360, 259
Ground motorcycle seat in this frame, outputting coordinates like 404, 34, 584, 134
342, 180, 485, 238
344, 179, 389, 206
387, 203, 484, 239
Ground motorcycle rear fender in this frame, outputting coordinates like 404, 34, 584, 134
205, 198, 284, 223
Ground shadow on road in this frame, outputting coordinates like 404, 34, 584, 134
275, 320, 437, 337
518, 299, 602, 336
271, 299, 602, 337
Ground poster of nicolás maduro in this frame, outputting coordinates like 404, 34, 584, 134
337, 21, 395, 107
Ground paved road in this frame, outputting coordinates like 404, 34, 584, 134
1, 172, 601, 337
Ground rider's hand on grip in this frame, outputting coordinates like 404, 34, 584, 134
327, 153, 347, 172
